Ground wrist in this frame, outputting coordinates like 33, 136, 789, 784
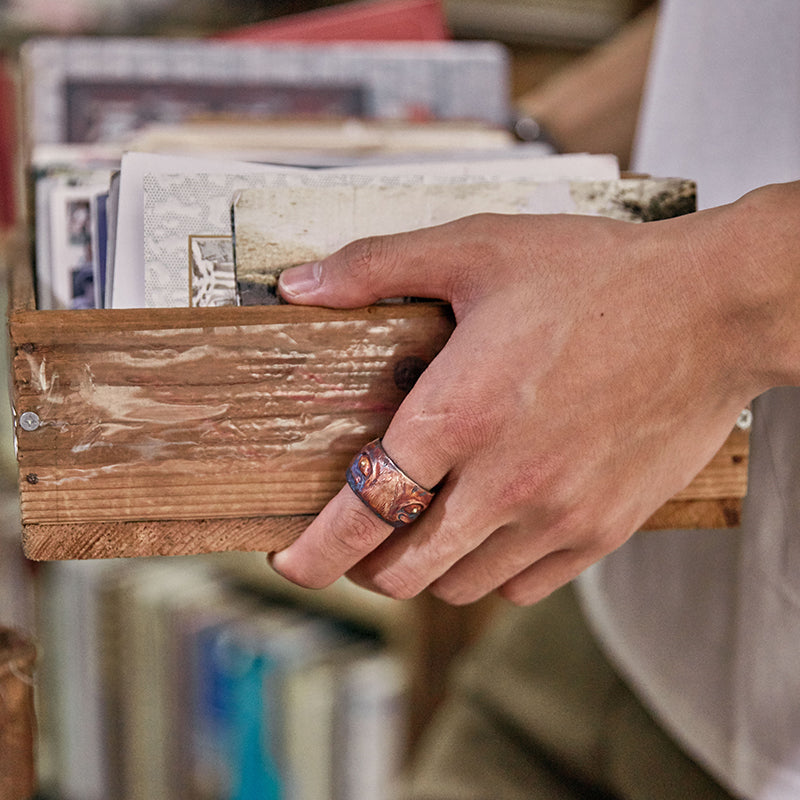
703, 182, 800, 394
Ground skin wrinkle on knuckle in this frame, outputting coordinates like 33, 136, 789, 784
341, 235, 395, 301
324, 502, 387, 562
429, 574, 488, 606
424, 519, 478, 563
433, 213, 536, 308
448, 216, 504, 300
368, 565, 426, 601
413, 392, 501, 465
497, 581, 546, 607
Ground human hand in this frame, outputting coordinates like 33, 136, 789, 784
270, 196, 778, 606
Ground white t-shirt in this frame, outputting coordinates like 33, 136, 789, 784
577, 2, 800, 798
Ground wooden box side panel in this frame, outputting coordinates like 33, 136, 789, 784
9, 298, 749, 561
11, 303, 454, 527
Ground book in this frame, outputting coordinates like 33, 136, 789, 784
34, 555, 409, 800
20, 36, 510, 147
201, 607, 365, 800
125, 117, 516, 164
115, 559, 221, 800
47, 181, 106, 309
334, 648, 408, 800
216, 0, 450, 43
178, 589, 268, 800
114, 151, 300, 309
36, 560, 126, 800
33, 168, 110, 309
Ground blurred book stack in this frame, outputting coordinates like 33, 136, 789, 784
37, 558, 407, 800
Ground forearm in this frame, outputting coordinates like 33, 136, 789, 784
516, 4, 658, 168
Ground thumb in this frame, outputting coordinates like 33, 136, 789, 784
277, 217, 484, 308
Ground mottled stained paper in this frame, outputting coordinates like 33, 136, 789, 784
231, 175, 696, 305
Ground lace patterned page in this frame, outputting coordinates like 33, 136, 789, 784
143, 171, 300, 308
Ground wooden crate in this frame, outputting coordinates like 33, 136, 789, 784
7, 241, 749, 561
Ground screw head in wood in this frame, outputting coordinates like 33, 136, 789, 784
19, 412, 40, 432
736, 408, 753, 431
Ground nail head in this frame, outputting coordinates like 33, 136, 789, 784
19, 412, 41, 432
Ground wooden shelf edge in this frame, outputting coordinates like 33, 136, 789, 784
640, 497, 741, 531
21, 514, 313, 561
22, 494, 743, 561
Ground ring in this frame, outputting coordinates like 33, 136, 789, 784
346, 438, 435, 527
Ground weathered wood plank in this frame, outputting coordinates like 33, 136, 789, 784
641, 498, 742, 531
21, 516, 310, 560
21, 494, 744, 562
8, 243, 750, 560
0, 628, 37, 800
11, 301, 456, 536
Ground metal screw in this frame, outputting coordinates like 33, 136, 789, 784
19, 412, 41, 432
736, 408, 753, 431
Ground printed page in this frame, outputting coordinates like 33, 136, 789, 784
112, 152, 299, 308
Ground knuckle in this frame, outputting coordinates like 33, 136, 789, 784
423, 518, 470, 562
421, 401, 498, 464
327, 502, 387, 558
497, 581, 543, 607
428, 580, 481, 607
369, 566, 425, 600
495, 471, 543, 514
341, 235, 393, 298
449, 405, 496, 453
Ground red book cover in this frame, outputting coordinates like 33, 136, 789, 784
215, 0, 449, 42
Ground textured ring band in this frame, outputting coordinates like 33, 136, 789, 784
345, 438, 435, 527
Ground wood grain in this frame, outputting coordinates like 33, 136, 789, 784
0, 628, 37, 800
7, 248, 749, 561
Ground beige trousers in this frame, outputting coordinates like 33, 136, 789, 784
397, 585, 735, 800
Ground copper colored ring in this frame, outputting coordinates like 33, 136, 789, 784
346, 438, 435, 527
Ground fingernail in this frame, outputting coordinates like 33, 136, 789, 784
279, 261, 321, 299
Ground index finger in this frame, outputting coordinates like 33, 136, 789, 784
269, 404, 450, 589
